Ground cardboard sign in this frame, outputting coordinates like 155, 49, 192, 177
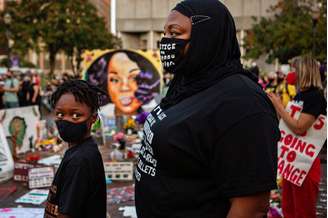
0, 124, 14, 182
0, 208, 44, 218
38, 155, 62, 166
0, 106, 40, 154
118, 206, 137, 218
278, 101, 327, 186
13, 162, 36, 182
104, 162, 133, 181
15, 189, 48, 205
99, 103, 116, 145
28, 167, 54, 189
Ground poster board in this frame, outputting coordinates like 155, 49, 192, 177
28, 167, 54, 189
14, 162, 38, 182
0, 208, 44, 218
15, 189, 48, 205
0, 124, 14, 182
0, 106, 40, 154
104, 162, 133, 181
99, 103, 116, 145
82, 49, 162, 115
277, 101, 327, 186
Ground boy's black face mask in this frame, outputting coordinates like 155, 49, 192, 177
56, 118, 92, 143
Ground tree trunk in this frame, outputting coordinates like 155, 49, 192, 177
49, 49, 57, 77
70, 55, 76, 76
75, 49, 83, 78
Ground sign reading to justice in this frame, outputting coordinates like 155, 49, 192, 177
278, 101, 327, 186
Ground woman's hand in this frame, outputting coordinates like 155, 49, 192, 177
267, 92, 316, 135
267, 92, 284, 112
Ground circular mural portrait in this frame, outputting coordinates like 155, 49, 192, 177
84, 50, 162, 115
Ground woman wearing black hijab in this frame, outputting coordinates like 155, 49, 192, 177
135, 0, 280, 217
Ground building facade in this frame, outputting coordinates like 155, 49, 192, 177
116, 0, 277, 57
89, 0, 111, 31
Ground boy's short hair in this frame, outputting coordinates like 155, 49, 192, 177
50, 80, 107, 113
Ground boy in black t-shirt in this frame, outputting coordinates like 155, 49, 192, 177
44, 80, 107, 218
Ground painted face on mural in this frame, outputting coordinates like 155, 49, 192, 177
107, 52, 142, 114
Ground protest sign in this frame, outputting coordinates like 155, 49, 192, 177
15, 189, 48, 205
38, 155, 62, 166
0, 208, 44, 218
28, 167, 54, 189
14, 162, 36, 182
0, 106, 40, 154
83, 49, 162, 115
99, 103, 116, 145
118, 206, 137, 218
104, 162, 133, 181
277, 101, 327, 186
0, 124, 14, 182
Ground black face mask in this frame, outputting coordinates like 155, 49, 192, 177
159, 37, 189, 74
56, 119, 91, 143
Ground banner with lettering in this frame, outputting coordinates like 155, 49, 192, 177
277, 101, 327, 186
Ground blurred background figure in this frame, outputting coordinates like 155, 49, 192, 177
29, 72, 41, 106
265, 71, 278, 93
275, 70, 296, 107
161, 71, 173, 97
17, 73, 31, 107
3, 71, 19, 108
249, 62, 260, 78
0, 75, 5, 110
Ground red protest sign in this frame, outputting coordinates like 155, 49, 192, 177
277, 101, 327, 186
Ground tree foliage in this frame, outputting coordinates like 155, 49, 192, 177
245, 0, 327, 64
1, 0, 120, 75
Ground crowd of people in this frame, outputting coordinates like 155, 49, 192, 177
0, 70, 78, 112
249, 61, 327, 106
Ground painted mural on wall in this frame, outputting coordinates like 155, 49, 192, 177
82, 49, 162, 115
0, 106, 40, 155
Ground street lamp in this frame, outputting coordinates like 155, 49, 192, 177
4, 12, 12, 69
311, 3, 321, 56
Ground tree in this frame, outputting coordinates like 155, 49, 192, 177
1, 0, 120, 75
0, 1, 45, 66
245, 0, 327, 64
61, 0, 121, 76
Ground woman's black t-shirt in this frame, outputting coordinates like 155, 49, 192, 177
18, 81, 30, 106
294, 87, 327, 118
294, 87, 327, 165
28, 83, 41, 106
44, 137, 106, 218
135, 74, 280, 218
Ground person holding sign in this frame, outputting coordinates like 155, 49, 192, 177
134, 0, 281, 217
44, 80, 107, 218
267, 55, 326, 218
